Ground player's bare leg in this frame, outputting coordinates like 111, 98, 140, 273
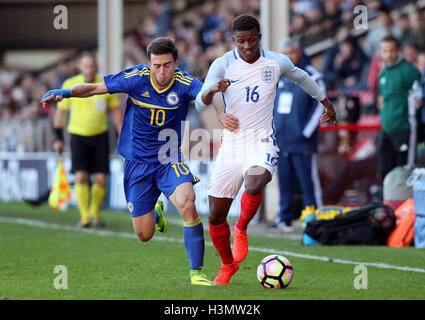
233, 166, 271, 263
209, 196, 239, 285
169, 182, 198, 223
132, 210, 155, 242
169, 182, 214, 286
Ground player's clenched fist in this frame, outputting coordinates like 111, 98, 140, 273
213, 79, 231, 93
41, 89, 72, 108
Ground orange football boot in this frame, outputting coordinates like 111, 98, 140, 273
232, 226, 248, 263
214, 262, 240, 285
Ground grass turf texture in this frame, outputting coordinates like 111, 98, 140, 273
0, 202, 424, 300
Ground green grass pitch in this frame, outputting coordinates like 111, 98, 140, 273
0, 202, 424, 300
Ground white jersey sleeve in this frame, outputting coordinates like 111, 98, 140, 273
195, 55, 229, 111
269, 51, 326, 102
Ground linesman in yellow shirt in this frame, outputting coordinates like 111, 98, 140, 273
53, 52, 123, 228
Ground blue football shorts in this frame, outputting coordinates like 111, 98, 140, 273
123, 159, 200, 217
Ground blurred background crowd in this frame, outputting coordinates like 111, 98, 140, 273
0, 0, 424, 175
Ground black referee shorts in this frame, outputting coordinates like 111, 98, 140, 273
70, 132, 110, 174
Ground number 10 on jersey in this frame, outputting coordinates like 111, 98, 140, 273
150, 109, 165, 126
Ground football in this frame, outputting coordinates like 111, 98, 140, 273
257, 254, 294, 289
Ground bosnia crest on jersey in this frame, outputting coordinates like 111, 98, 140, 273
261, 67, 275, 83
166, 91, 180, 105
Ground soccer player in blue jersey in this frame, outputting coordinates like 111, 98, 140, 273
42, 37, 214, 286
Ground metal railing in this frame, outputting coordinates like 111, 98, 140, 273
0, 117, 119, 153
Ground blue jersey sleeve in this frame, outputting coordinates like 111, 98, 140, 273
186, 78, 203, 102
104, 65, 146, 94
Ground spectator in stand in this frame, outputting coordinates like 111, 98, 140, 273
292, 0, 318, 16
322, 26, 350, 90
377, 35, 421, 181
201, 0, 226, 49
219, 7, 237, 44
133, 15, 161, 52
54, 62, 73, 90
402, 43, 419, 68
20, 82, 50, 120
290, 14, 310, 48
148, 0, 172, 37
20, 73, 36, 106
409, 10, 425, 51
366, 0, 386, 18
333, 35, 368, 90
234, 0, 260, 16
322, 0, 342, 34
340, 0, 363, 26
342, 0, 363, 12
304, 2, 325, 39
364, 6, 401, 59
396, 13, 414, 49
249, 0, 260, 16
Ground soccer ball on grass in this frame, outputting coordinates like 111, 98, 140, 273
257, 254, 293, 289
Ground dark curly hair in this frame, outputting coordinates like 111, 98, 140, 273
231, 14, 260, 34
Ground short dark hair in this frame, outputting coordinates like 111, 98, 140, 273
381, 35, 400, 48
231, 14, 260, 34
378, 4, 390, 15
146, 37, 178, 61
79, 50, 96, 61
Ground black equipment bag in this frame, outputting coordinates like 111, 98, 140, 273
304, 202, 396, 245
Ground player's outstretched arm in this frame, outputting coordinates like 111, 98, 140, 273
277, 53, 337, 126
41, 83, 108, 107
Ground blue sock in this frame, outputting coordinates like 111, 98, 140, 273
183, 217, 205, 270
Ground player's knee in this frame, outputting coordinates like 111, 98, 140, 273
175, 193, 196, 215
244, 183, 264, 195
136, 230, 154, 242
208, 210, 226, 226
244, 175, 270, 195
244, 168, 271, 195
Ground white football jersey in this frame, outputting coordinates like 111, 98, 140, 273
195, 48, 326, 142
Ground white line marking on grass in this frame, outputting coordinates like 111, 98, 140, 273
1, 216, 425, 274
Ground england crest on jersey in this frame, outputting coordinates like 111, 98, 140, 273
261, 67, 275, 83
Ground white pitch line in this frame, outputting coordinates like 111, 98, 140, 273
1, 216, 425, 274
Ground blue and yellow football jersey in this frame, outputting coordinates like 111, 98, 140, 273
104, 64, 202, 163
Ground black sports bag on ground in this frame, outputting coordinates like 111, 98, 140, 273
304, 202, 396, 245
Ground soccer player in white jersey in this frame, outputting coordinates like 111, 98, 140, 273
195, 14, 336, 285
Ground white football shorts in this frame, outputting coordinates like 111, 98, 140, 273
208, 136, 279, 199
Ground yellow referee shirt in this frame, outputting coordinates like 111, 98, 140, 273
58, 74, 120, 136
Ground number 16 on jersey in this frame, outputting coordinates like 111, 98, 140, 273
245, 86, 260, 103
